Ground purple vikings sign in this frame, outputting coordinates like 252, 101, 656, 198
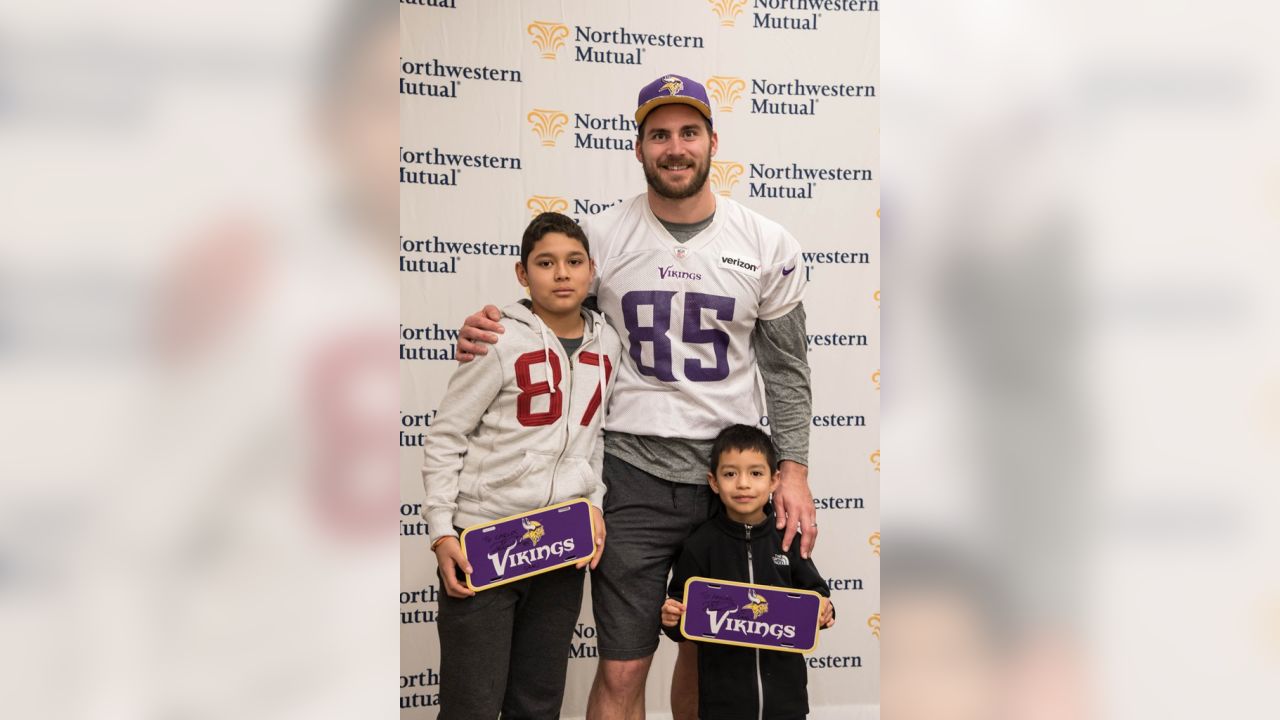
680, 577, 824, 653
461, 498, 596, 591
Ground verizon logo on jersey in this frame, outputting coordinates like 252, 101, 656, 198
718, 253, 761, 278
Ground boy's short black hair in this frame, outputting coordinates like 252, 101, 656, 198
521, 212, 589, 266
709, 424, 779, 474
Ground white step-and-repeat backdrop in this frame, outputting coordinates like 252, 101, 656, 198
401, 1, 878, 717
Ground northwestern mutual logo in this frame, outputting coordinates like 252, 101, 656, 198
750, 77, 875, 115
532, 21, 705, 65
401, 584, 440, 625
707, 76, 747, 112
799, 248, 871, 282
813, 496, 865, 510
805, 332, 868, 351
711, 161, 745, 197
709, 75, 875, 115
745, 0, 880, 31
400, 234, 519, 275
401, 146, 522, 187
570, 623, 600, 659
528, 21, 570, 59
401, 667, 441, 709
532, 107, 638, 151
571, 196, 626, 217
708, 0, 747, 26
401, 409, 438, 448
528, 108, 570, 146
401, 57, 521, 100
531, 195, 627, 220
402, 324, 458, 361
527, 195, 570, 216
811, 413, 866, 428
713, 158, 870, 200
748, 161, 872, 199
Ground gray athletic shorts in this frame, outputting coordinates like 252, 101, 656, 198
591, 453, 715, 660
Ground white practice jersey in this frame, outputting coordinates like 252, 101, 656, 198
583, 194, 805, 440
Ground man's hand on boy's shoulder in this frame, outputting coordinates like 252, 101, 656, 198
457, 305, 504, 362
432, 536, 475, 598
819, 597, 835, 629
774, 460, 818, 559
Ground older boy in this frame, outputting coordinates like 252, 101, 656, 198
422, 212, 621, 718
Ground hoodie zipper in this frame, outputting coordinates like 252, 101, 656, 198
545, 326, 591, 506
746, 523, 764, 720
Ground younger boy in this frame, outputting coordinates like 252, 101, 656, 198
421, 211, 622, 719
661, 424, 836, 720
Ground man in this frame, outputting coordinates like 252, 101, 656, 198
457, 74, 818, 720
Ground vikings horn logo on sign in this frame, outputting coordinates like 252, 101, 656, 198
742, 589, 769, 619
521, 518, 545, 546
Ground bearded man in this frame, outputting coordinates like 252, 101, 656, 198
457, 74, 819, 720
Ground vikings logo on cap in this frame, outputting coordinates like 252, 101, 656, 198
635, 73, 713, 127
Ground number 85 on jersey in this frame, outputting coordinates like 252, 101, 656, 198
620, 290, 738, 383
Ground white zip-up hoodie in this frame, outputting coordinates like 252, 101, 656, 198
422, 301, 622, 544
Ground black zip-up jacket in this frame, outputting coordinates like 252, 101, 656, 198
664, 506, 832, 720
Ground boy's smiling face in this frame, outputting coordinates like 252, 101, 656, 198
707, 447, 778, 525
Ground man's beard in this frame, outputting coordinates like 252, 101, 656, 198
642, 151, 711, 200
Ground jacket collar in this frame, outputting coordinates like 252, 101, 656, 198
712, 502, 776, 539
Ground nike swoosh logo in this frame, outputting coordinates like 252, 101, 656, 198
782, 265, 797, 276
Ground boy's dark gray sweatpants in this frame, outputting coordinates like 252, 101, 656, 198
436, 564, 585, 719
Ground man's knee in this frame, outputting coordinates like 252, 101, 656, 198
596, 656, 653, 695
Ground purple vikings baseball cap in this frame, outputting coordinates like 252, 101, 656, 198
635, 73, 713, 128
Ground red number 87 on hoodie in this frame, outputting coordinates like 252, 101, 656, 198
514, 350, 613, 428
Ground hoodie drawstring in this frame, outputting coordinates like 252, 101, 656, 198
534, 316, 555, 396
535, 311, 606, 403
594, 317, 606, 403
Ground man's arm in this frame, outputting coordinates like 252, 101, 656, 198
456, 305, 504, 362
456, 297, 599, 361
752, 302, 817, 557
